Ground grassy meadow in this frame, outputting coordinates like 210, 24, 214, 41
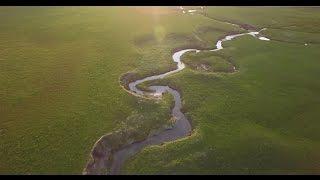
123, 7, 320, 174
0, 6, 320, 174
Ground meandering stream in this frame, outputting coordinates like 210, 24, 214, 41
108, 30, 270, 175
84, 9, 271, 175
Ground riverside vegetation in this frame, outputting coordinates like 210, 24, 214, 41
1, 7, 320, 174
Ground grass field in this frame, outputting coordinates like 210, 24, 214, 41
1, 7, 320, 174
182, 51, 236, 73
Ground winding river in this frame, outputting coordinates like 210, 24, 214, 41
109, 30, 270, 175
84, 9, 271, 175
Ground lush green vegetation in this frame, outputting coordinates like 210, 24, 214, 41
182, 51, 235, 73
0, 6, 238, 174
123, 7, 320, 174
1, 7, 320, 174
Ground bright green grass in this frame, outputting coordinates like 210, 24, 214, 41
1, 7, 320, 174
124, 36, 320, 175
122, 7, 320, 174
0, 7, 227, 174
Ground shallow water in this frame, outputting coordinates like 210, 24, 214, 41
259, 37, 270, 41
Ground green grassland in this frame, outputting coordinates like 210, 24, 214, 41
0, 6, 236, 174
182, 51, 235, 73
1, 7, 320, 174
122, 7, 320, 174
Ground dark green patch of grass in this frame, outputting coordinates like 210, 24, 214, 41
182, 51, 235, 73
